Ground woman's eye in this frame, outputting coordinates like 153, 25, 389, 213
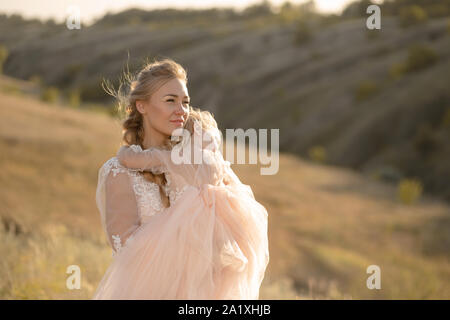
166, 99, 189, 105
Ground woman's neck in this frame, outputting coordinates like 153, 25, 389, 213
142, 121, 168, 150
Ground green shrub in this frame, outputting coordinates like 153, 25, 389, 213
413, 123, 438, 156
28, 75, 43, 86
242, 0, 273, 19
60, 63, 84, 86
0, 45, 9, 74
398, 5, 428, 28
355, 80, 379, 102
41, 87, 59, 104
397, 178, 423, 205
389, 45, 438, 79
389, 63, 407, 80
294, 20, 313, 45
404, 45, 438, 72
1, 84, 21, 95
442, 107, 450, 128
308, 145, 326, 163
278, 1, 298, 24
425, 4, 450, 18
68, 89, 81, 108
79, 81, 106, 101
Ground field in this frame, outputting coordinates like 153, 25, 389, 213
0, 76, 449, 299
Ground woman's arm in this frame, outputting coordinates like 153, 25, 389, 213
104, 169, 141, 255
117, 145, 165, 171
117, 120, 220, 170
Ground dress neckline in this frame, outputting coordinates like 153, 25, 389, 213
130, 144, 172, 152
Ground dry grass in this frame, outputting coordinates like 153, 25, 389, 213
234, 152, 450, 299
0, 78, 449, 299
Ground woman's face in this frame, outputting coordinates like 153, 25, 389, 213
136, 77, 190, 138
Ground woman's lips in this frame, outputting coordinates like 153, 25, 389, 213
170, 120, 184, 126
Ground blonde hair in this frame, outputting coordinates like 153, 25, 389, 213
102, 57, 217, 207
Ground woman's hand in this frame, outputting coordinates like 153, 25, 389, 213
115, 144, 163, 170
117, 145, 131, 167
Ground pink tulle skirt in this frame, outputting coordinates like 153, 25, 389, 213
92, 182, 269, 299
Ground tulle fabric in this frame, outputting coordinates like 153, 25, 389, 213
93, 121, 269, 299
93, 181, 268, 299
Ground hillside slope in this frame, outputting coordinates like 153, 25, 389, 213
1, 12, 449, 202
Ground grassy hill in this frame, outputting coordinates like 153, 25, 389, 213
0, 76, 449, 299
0, 2, 449, 203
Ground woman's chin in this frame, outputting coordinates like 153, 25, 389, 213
166, 123, 184, 137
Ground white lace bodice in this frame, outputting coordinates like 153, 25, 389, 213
124, 144, 189, 206
103, 157, 166, 220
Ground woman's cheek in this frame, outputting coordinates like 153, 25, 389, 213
161, 103, 172, 119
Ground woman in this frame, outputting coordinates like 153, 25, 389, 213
93, 58, 269, 299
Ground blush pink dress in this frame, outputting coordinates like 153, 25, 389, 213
93, 121, 269, 299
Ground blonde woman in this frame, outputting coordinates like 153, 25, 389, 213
93, 58, 269, 299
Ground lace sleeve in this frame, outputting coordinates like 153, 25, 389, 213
96, 159, 142, 257
116, 145, 167, 174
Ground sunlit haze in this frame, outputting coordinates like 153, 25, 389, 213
0, 0, 357, 24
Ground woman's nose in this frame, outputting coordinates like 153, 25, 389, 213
175, 104, 187, 115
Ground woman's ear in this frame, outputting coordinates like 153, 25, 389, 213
136, 100, 146, 114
